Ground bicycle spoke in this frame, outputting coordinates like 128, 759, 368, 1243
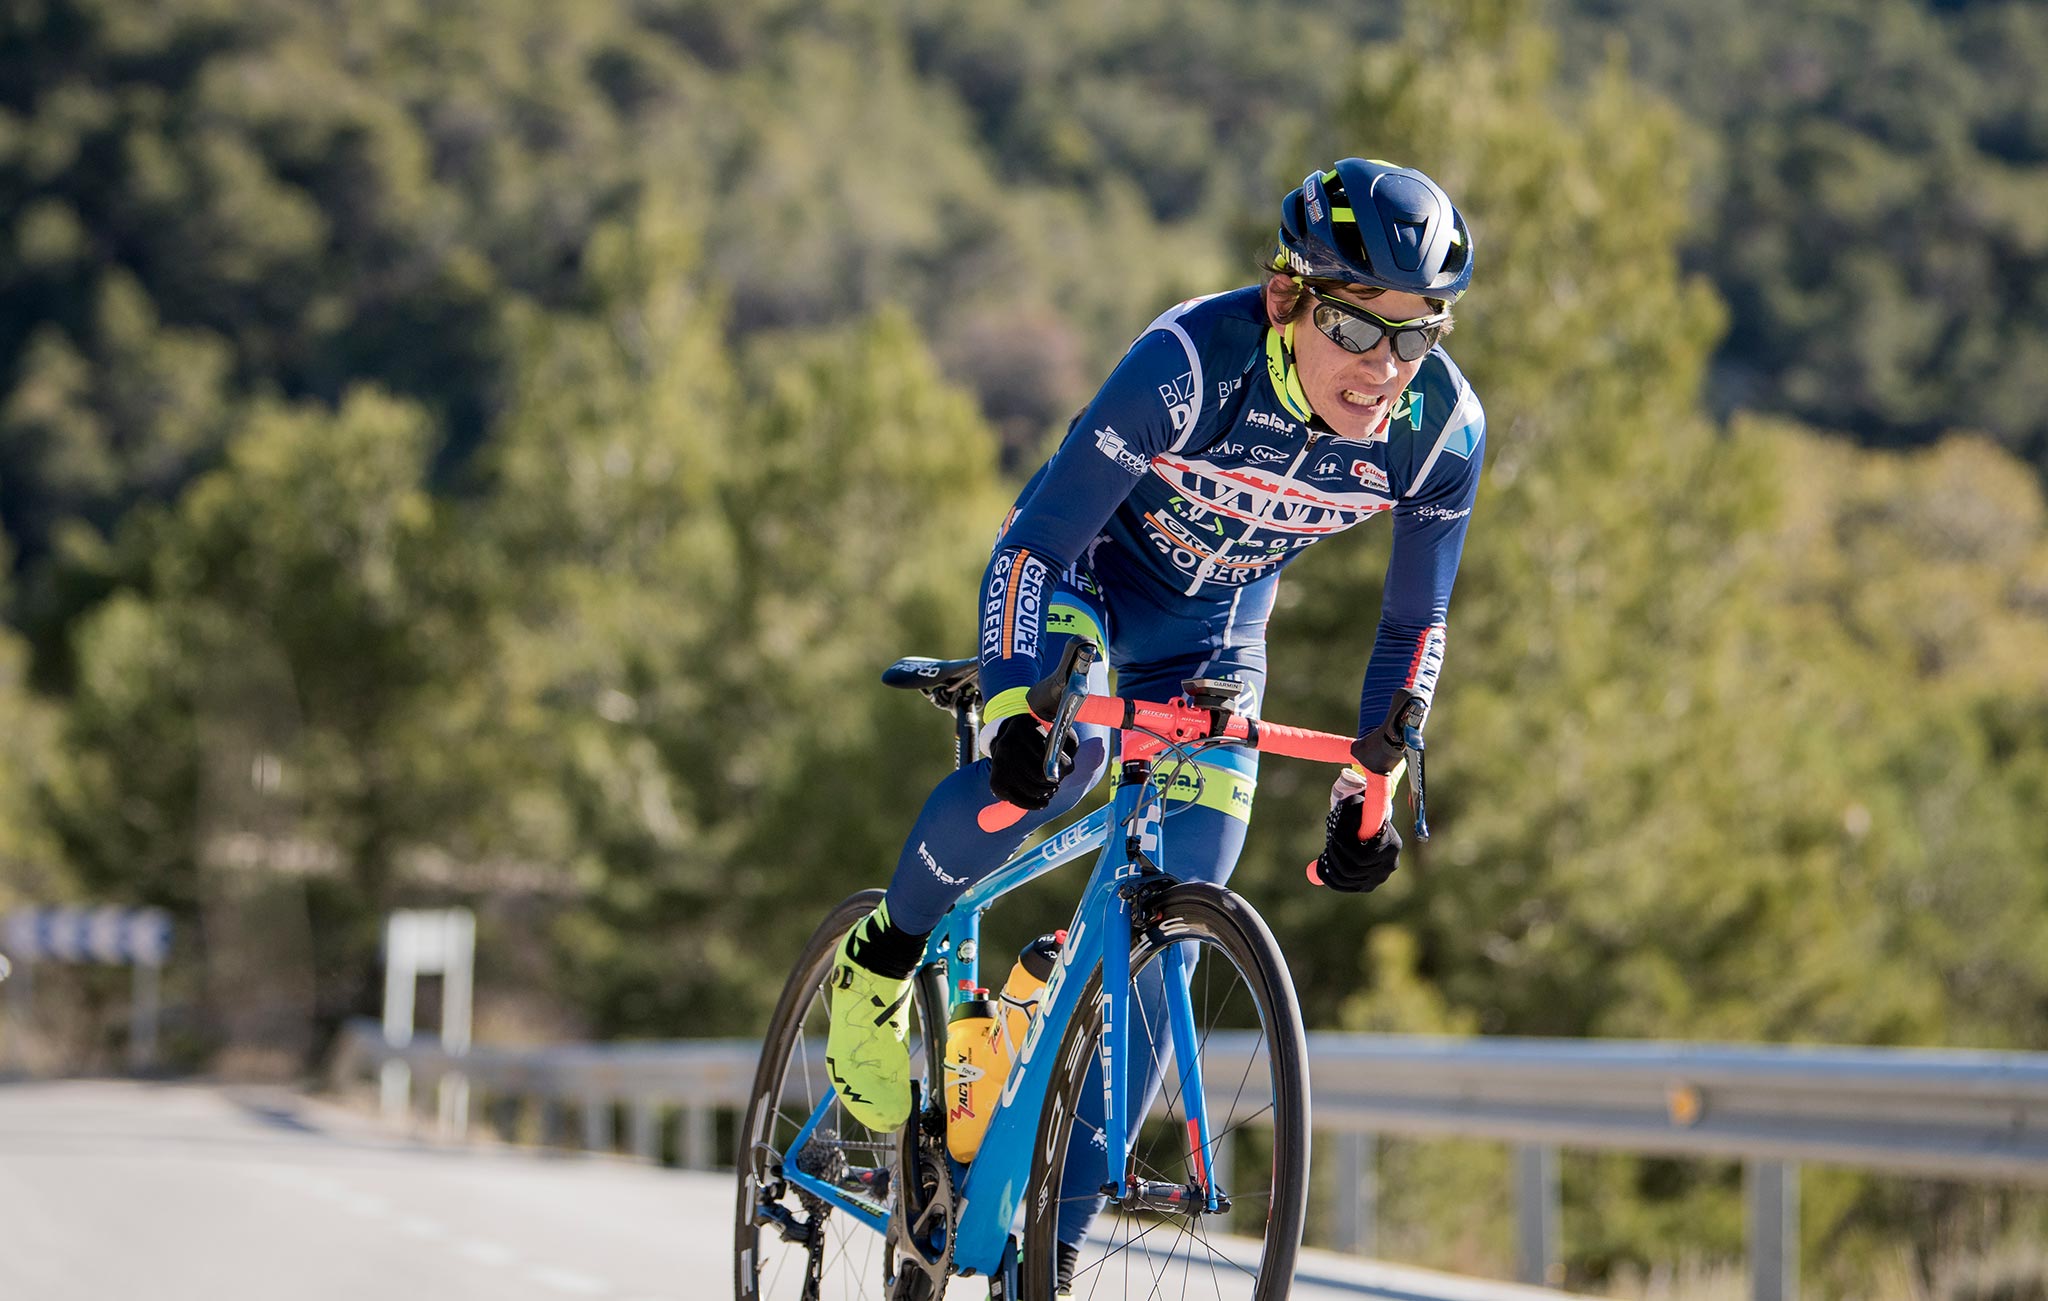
1206, 1099, 1275, 1153
1156, 1211, 1199, 1300
818, 1222, 859, 1296
1134, 1207, 1168, 1300
1183, 1213, 1263, 1280
1069, 1210, 1175, 1283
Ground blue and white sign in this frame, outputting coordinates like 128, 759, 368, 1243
2, 906, 172, 966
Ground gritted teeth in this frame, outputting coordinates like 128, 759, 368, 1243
1343, 390, 1385, 407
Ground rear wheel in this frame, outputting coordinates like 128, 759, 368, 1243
735, 891, 944, 1301
1020, 882, 1310, 1301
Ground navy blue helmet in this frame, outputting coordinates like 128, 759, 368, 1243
1273, 158, 1473, 303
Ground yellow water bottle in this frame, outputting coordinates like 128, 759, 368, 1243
945, 989, 1006, 1162
998, 932, 1065, 1058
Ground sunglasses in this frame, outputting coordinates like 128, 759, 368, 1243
1304, 287, 1450, 363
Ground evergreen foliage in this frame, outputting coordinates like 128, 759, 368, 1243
1, 0, 2045, 1287
1557, 0, 2048, 468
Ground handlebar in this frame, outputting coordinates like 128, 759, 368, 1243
975, 638, 1429, 835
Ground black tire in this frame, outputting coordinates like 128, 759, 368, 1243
1020, 882, 1310, 1301
735, 890, 941, 1301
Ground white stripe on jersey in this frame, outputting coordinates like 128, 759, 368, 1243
1407, 382, 1483, 497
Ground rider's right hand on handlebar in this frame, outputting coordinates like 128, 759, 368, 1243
988, 713, 1077, 810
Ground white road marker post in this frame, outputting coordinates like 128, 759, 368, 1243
381, 908, 476, 1137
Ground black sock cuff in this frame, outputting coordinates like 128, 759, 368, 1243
845, 902, 927, 980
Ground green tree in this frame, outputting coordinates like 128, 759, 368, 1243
1229, 0, 2048, 1284
474, 200, 1013, 1034
1558, 0, 2048, 471
42, 384, 507, 1057
0, 537, 62, 908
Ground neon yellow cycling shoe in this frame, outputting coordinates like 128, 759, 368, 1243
824, 910, 915, 1132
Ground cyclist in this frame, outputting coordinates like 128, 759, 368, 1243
828, 157, 1483, 1283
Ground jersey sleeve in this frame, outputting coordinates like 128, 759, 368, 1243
1356, 387, 1486, 738
978, 327, 1200, 720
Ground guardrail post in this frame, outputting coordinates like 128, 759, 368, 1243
380, 1059, 412, 1127
630, 1097, 660, 1163
1515, 1143, 1561, 1286
582, 1092, 613, 1152
5, 956, 32, 1074
436, 1073, 471, 1142
1746, 1159, 1799, 1301
127, 960, 160, 1072
1332, 1130, 1378, 1255
682, 1105, 714, 1170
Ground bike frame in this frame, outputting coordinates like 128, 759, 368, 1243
776, 746, 1226, 1283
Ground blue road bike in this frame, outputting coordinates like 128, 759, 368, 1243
736, 640, 1384, 1300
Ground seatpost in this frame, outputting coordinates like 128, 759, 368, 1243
953, 697, 981, 770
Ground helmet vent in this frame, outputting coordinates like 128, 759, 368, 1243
1375, 175, 1435, 272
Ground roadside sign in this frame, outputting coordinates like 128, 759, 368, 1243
2, 906, 173, 1071
380, 908, 476, 1138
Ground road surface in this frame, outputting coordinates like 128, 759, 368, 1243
0, 1080, 1584, 1301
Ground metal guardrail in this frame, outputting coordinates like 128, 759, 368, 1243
329, 1020, 759, 1169
1299, 1034, 2048, 1181
329, 1018, 2048, 1301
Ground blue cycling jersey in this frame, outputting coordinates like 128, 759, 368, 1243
978, 285, 1486, 739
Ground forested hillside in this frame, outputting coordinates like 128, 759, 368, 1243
3, 0, 2046, 1291
1560, 0, 2048, 465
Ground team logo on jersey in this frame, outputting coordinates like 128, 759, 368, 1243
1157, 372, 1196, 434
1093, 426, 1151, 476
1244, 409, 1296, 436
1009, 554, 1048, 659
1392, 389, 1423, 430
1312, 454, 1344, 478
979, 551, 1050, 662
1351, 461, 1390, 493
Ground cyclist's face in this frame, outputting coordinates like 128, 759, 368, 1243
1284, 283, 1436, 441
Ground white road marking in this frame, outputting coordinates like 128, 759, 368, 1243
458, 1240, 518, 1267
528, 1265, 611, 1294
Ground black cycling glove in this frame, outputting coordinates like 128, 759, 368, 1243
1314, 772, 1403, 893
987, 713, 1077, 810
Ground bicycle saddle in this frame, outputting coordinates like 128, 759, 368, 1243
881, 655, 980, 696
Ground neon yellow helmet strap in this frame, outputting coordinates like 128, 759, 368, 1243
1265, 322, 1315, 423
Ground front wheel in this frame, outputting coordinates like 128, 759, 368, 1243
1020, 882, 1310, 1301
